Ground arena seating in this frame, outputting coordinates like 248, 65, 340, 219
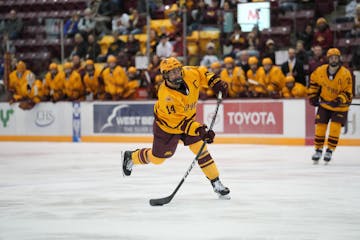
0, 0, 86, 74
1, 0, 359, 77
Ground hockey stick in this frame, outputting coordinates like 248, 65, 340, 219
149, 92, 223, 206
320, 102, 360, 106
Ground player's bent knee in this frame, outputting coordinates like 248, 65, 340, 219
150, 155, 166, 165
148, 151, 167, 164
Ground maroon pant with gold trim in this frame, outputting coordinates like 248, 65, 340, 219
131, 122, 220, 180
314, 106, 347, 151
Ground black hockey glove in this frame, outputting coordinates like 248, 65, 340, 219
327, 98, 342, 108
196, 125, 215, 144
309, 97, 319, 107
212, 80, 228, 98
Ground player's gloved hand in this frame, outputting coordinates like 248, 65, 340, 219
212, 80, 228, 98
309, 97, 319, 107
196, 125, 215, 144
328, 97, 342, 107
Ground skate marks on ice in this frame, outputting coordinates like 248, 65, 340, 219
0, 143, 359, 240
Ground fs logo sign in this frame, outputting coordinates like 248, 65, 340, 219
35, 110, 55, 127
0, 109, 14, 128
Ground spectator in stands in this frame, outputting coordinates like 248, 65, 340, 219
282, 75, 307, 99
102, 55, 129, 100
98, 0, 116, 17
108, 31, 126, 56
149, 29, 159, 54
203, 0, 220, 25
64, 13, 80, 39
236, 50, 250, 75
168, 13, 183, 41
220, 57, 247, 98
348, 5, 360, 38
262, 39, 276, 64
279, 0, 298, 12
0, 34, 15, 55
156, 34, 173, 59
230, 24, 247, 53
281, 48, 306, 86
69, 33, 87, 59
128, 9, 145, 35
63, 62, 85, 101
95, 0, 115, 36
295, 40, 308, 64
188, 0, 206, 32
117, 49, 131, 69
0, 58, 4, 83
78, 8, 96, 38
246, 31, 260, 51
112, 11, 130, 35
172, 33, 184, 57
43, 63, 65, 102
147, 54, 161, 86
312, 18, 333, 52
71, 55, 85, 78
350, 45, 360, 70
200, 42, 220, 68
2, 10, 23, 40
308, 45, 326, 74
250, 25, 261, 48
222, 39, 233, 58
297, 23, 314, 51
220, 1, 234, 37
85, 33, 101, 61
83, 60, 106, 100
124, 34, 141, 58
111, 0, 124, 14
136, 0, 147, 14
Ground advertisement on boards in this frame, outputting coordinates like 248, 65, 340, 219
200, 102, 284, 134
73, 102, 81, 142
0, 102, 73, 136
0, 104, 15, 134
93, 103, 154, 134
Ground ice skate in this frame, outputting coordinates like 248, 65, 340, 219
312, 149, 322, 165
211, 178, 230, 200
323, 149, 333, 165
122, 151, 134, 176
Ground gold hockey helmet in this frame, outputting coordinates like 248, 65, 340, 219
16, 61, 26, 73
248, 56, 258, 65
262, 57, 273, 65
326, 48, 341, 58
224, 57, 234, 64
160, 57, 183, 74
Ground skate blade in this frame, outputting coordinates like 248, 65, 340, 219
313, 160, 319, 165
121, 151, 126, 177
218, 194, 231, 200
324, 161, 330, 165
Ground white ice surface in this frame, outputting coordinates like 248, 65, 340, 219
0, 142, 360, 240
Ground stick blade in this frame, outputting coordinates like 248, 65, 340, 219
149, 195, 173, 206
